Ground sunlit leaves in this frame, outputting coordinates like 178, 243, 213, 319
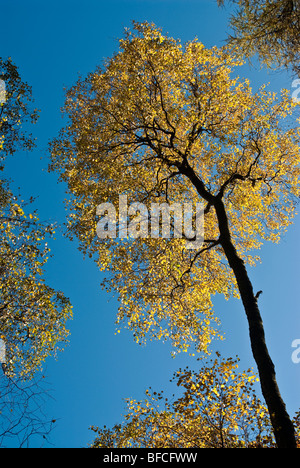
218, 0, 300, 75
90, 354, 278, 448
49, 22, 300, 355
0, 59, 72, 379
0, 57, 39, 159
0, 186, 72, 378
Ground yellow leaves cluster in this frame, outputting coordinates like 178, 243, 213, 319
90, 354, 275, 448
0, 193, 72, 378
218, 0, 300, 74
0, 57, 72, 379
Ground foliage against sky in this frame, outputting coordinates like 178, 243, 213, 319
217, 0, 300, 75
91, 354, 289, 448
0, 58, 72, 379
50, 21, 300, 355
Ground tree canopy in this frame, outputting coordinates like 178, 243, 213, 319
0, 188, 72, 378
91, 354, 300, 448
49, 22, 299, 446
0, 58, 72, 379
50, 21, 299, 352
217, 0, 300, 75
0, 57, 38, 161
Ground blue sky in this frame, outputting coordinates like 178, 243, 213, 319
1, 0, 299, 448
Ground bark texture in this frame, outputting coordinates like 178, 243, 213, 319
180, 161, 297, 448
214, 197, 297, 448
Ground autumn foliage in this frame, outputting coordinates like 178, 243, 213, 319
50, 22, 300, 354
91, 354, 299, 448
0, 59, 72, 378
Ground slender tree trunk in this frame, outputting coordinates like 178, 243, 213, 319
179, 162, 296, 447
214, 197, 297, 448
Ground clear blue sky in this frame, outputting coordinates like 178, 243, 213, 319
1, 0, 299, 448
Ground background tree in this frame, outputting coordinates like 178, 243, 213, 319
0, 57, 38, 161
217, 0, 300, 76
0, 185, 72, 378
49, 22, 300, 447
0, 61, 72, 377
91, 354, 291, 448
0, 56, 72, 446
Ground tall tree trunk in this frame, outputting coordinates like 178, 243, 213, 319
180, 162, 296, 447
214, 197, 297, 448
